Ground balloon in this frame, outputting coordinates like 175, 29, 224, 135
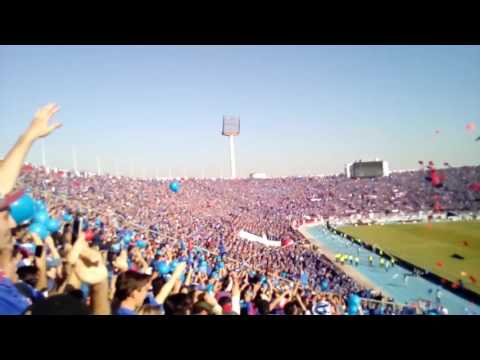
321, 280, 329, 291
46, 218, 60, 233
466, 122, 476, 133
34, 200, 47, 212
348, 305, 358, 315
85, 229, 95, 242
63, 213, 73, 222
170, 260, 178, 272
136, 240, 147, 249
28, 222, 49, 240
111, 243, 121, 253
9, 194, 36, 225
211, 271, 219, 279
123, 234, 132, 243
158, 262, 169, 275
169, 181, 180, 193
348, 294, 361, 307
207, 284, 214, 293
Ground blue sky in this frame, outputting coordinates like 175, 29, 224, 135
0, 45, 479, 178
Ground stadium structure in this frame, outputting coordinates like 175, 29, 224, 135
345, 158, 390, 178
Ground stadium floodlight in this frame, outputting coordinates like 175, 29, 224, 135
222, 116, 240, 179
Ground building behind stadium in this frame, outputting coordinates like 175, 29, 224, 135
345, 159, 390, 178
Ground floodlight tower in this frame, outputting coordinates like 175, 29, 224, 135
222, 116, 240, 179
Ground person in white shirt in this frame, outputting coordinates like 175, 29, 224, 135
312, 295, 332, 315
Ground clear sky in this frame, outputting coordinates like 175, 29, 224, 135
0, 45, 479, 178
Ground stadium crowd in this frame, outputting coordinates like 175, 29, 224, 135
1, 104, 478, 315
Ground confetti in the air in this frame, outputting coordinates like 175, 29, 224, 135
436, 261, 444, 268
461, 271, 467, 277
463, 241, 470, 247
469, 276, 477, 284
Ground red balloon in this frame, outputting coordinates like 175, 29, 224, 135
85, 229, 95, 242
466, 122, 476, 133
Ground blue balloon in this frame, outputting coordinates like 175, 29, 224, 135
217, 262, 224, 270
207, 284, 214, 293
9, 194, 36, 225
28, 222, 49, 240
34, 200, 47, 212
348, 305, 358, 315
46, 218, 60, 233
136, 240, 147, 249
211, 271, 219, 279
169, 181, 180, 193
348, 294, 361, 306
111, 243, 121, 253
63, 213, 73, 222
34, 210, 49, 225
158, 262, 169, 275
321, 280, 329, 291
170, 260, 179, 272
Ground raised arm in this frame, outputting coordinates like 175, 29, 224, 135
231, 273, 241, 315
269, 289, 289, 313
32, 233, 48, 291
155, 262, 187, 305
73, 233, 110, 315
0, 104, 62, 195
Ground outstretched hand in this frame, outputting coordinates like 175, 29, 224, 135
27, 103, 62, 140
69, 232, 108, 285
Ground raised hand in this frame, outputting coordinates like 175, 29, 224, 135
113, 250, 128, 273
27, 103, 62, 140
75, 247, 108, 285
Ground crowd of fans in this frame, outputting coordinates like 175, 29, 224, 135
1, 103, 478, 315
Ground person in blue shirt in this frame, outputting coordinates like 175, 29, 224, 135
0, 207, 31, 315
112, 270, 152, 315
15, 265, 45, 305
0, 103, 62, 315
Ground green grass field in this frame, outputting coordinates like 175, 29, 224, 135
338, 221, 480, 295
